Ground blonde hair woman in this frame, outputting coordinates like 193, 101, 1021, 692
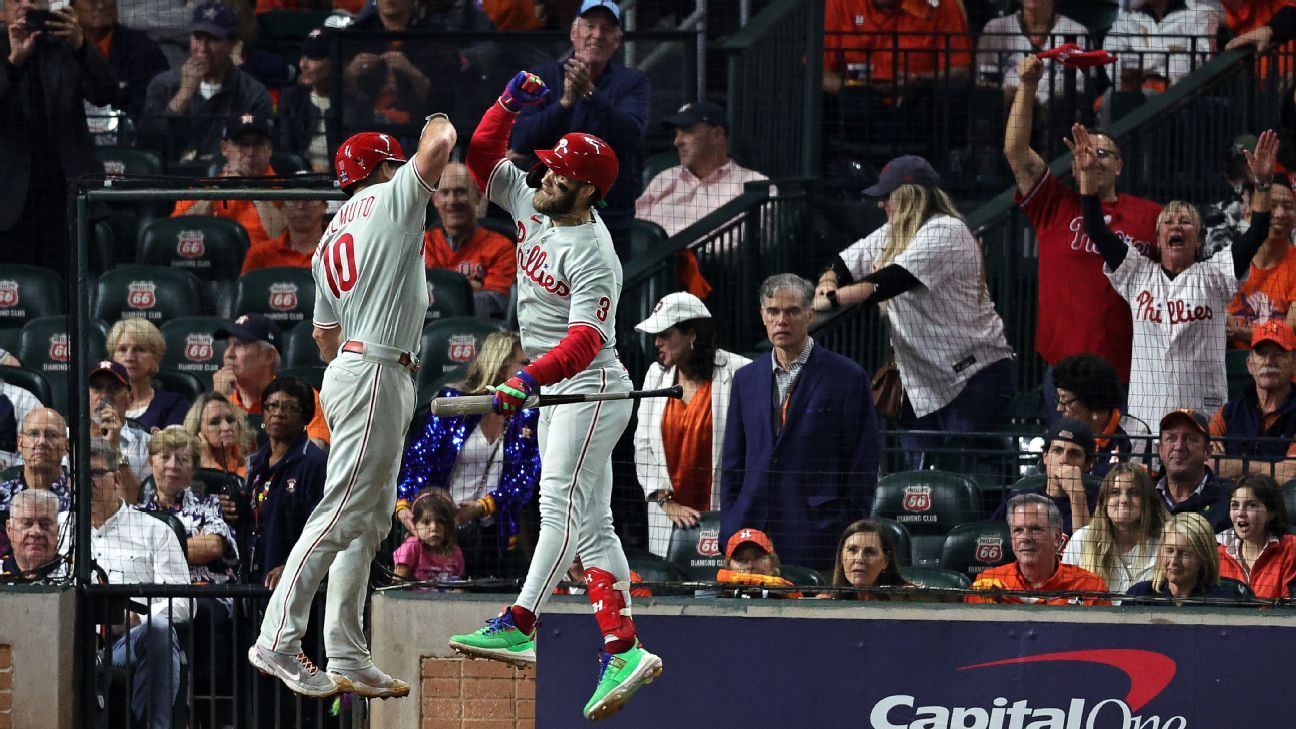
107, 318, 191, 431
396, 331, 541, 578
1062, 464, 1166, 594
183, 392, 255, 477
1127, 512, 1235, 605
813, 155, 1016, 468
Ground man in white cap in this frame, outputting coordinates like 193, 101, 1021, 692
631, 292, 751, 557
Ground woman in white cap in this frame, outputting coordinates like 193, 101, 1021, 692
633, 292, 750, 558
813, 154, 1016, 469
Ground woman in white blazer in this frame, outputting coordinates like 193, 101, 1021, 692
633, 292, 751, 558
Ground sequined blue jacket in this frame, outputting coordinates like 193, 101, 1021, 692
397, 387, 541, 544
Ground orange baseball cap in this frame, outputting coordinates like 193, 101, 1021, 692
725, 528, 775, 559
1252, 320, 1296, 351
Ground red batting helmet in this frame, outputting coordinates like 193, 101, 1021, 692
530, 132, 618, 199
335, 132, 407, 191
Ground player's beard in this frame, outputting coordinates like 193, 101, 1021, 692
533, 184, 581, 216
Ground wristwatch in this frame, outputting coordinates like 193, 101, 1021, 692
654, 491, 674, 506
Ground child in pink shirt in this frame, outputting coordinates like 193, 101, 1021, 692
393, 490, 465, 583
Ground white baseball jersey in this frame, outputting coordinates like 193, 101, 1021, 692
1106, 248, 1239, 425
311, 161, 433, 354
485, 159, 622, 375
840, 215, 1014, 418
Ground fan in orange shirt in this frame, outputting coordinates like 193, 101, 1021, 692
172, 110, 285, 248
241, 198, 328, 274
823, 0, 973, 93
966, 493, 1111, 605
423, 162, 518, 319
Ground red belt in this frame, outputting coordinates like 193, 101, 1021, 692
341, 341, 419, 373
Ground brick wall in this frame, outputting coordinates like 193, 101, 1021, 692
0, 644, 12, 729
420, 657, 535, 729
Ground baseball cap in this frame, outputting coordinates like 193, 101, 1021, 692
635, 292, 711, 335
1252, 320, 1296, 351
191, 1, 239, 40
1045, 417, 1095, 457
1159, 409, 1210, 439
664, 101, 727, 132
864, 155, 941, 197
222, 110, 272, 141
89, 360, 130, 388
300, 27, 330, 60
215, 313, 283, 352
725, 528, 775, 559
578, 0, 621, 24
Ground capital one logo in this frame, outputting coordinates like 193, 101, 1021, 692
0, 280, 17, 308
127, 281, 157, 310
870, 650, 1184, 729
269, 283, 299, 312
696, 527, 719, 557
184, 334, 214, 362
974, 536, 1003, 564
447, 335, 477, 363
902, 485, 932, 512
176, 230, 205, 258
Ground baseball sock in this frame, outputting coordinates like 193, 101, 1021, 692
509, 605, 537, 635
584, 567, 637, 655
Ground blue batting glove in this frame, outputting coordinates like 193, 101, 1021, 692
492, 370, 537, 415
500, 71, 549, 112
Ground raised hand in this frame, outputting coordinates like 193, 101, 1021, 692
499, 70, 549, 112
1016, 54, 1044, 87
1062, 123, 1097, 173
1245, 129, 1279, 183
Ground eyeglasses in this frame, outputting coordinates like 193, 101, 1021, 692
1056, 396, 1079, 411
1094, 148, 1120, 160
89, 468, 114, 480
263, 401, 302, 414
21, 429, 64, 441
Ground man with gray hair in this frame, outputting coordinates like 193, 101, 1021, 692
719, 273, 880, 572
2, 489, 63, 581
966, 493, 1110, 605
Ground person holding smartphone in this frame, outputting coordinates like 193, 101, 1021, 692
1, 0, 118, 275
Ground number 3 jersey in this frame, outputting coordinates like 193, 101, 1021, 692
486, 159, 621, 370
311, 162, 434, 355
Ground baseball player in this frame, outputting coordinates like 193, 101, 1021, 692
447, 71, 663, 721
248, 116, 457, 699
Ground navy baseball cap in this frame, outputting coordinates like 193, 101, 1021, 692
215, 313, 283, 352
578, 0, 621, 25
1045, 417, 1095, 457
222, 110, 272, 141
192, 1, 239, 40
664, 101, 727, 132
300, 27, 330, 60
89, 360, 130, 387
864, 155, 941, 197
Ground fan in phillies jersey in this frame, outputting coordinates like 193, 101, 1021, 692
448, 70, 663, 722
249, 116, 457, 701
1069, 125, 1278, 426
1005, 53, 1162, 420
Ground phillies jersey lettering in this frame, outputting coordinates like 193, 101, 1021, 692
485, 160, 620, 368
311, 162, 434, 355
1066, 214, 1155, 256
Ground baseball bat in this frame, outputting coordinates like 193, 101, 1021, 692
430, 385, 684, 417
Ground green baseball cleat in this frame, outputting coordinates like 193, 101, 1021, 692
448, 609, 536, 667
582, 641, 663, 721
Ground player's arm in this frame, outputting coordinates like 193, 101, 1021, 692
467, 71, 548, 194
1004, 54, 1047, 196
412, 114, 458, 192
313, 325, 342, 363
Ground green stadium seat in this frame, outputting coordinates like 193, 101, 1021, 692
1058, 0, 1119, 37
928, 434, 1018, 501
642, 150, 679, 189
940, 521, 1014, 583
95, 145, 165, 176
779, 564, 827, 588
0, 265, 64, 329
0, 329, 19, 361
278, 365, 325, 391
17, 317, 108, 414
623, 546, 692, 596
234, 266, 316, 328
138, 217, 250, 317
0, 365, 52, 407
1226, 349, 1251, 401
899, 566, 971, 591
94, 265, 206, 324
154, 368, 204, 404
424, 269, 475, 322
631, 219, 668, 259
871, 471, 985, 566
872, 517, 913, 568
1217, 577, 1256, 603
282, 321, 326, 369
159, 317, 231, 390
416, 317, 508, 396
665, 510, 724, 580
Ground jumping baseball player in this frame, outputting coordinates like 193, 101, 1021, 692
448, 71, 663, 721
248, 116, 457, 699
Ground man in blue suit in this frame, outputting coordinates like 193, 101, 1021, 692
720, 274, 881, 573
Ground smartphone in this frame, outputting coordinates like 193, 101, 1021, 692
24, 8, 52, 31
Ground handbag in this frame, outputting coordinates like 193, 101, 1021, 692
871, 358, 906, 419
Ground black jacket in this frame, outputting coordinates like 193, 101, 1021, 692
0, 34, 117, 229
103, 23, 169, 121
